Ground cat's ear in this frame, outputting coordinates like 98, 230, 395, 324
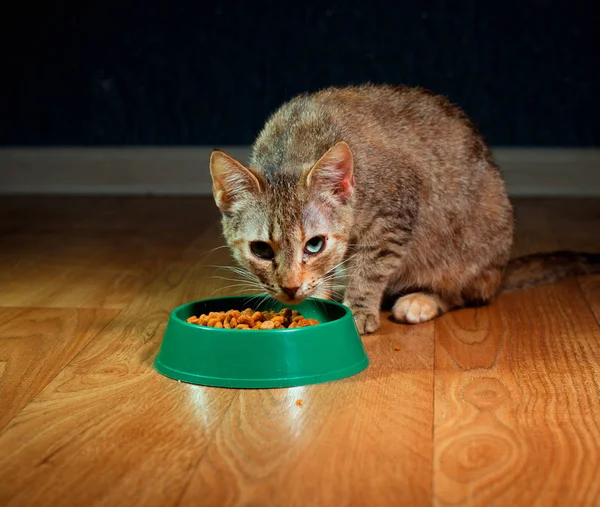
209, 150, 262, 211
305, 141, 354, 202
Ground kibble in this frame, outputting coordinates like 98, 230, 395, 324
186, 307, 320, 329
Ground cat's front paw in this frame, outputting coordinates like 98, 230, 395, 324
392, 292, 442, 324
352, 309, 381, 334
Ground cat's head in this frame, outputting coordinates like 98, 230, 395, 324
209, 141, 355, 304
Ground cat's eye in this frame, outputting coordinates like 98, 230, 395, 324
250, 241, 275, 260
304, 236, 326, 255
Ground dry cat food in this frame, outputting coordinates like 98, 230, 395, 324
186, 307, 320, 330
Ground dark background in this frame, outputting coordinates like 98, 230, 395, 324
1, 0, 597, 147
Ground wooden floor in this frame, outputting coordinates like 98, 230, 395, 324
0, 196, 599, 507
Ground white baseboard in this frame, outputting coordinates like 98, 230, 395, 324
0, 147, 598, 196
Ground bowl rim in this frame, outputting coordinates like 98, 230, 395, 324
171, 295, 353, 334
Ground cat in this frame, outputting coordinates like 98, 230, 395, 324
208, 84, 599, 334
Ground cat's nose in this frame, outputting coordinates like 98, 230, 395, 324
282, 286, 300, 298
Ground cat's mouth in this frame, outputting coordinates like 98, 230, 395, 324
273, 293, 308, 305
262, 282, 315, 304
269, 286, 312, 305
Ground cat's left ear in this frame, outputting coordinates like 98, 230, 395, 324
305, 141, 354, 202
210, 150, 262, 212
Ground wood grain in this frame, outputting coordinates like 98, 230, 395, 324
433, 282, 600, 506
0, 229, 195, 309
0, 307, 118, 431
541, 197, 600, 328
579, 275, 600, 326
434, 198, 600, 506
0, 196, 599, 507
0, 216, 239, 507
0, 232, 47, 283
179, 316, 434, 507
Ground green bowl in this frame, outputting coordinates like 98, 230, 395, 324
154, 295, 368, 388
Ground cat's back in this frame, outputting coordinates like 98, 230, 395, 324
249, 84, 513, 280
315, 84, 471, 130
251, 84, 489, 173
262, 84, 471, 130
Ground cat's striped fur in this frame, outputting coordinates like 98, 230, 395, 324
209, 84, 599, 333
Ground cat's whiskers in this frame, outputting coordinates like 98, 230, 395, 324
227, 287, 267, 296
218, 265, 257, 276
204, 264, 269, 296
241, 292, 273, 310
322, 252, 359, 277
314, 277, 346, 302
203, 246, 356, 306
198, 245, 230, 258
209, 275, 260, 284
207, 264, 265, 295
319, 271, 358, 287
328, 286, 346, 301
212, 280, 263, 290
210, 282, 264, 296
327, 283, 346, 296
320, 272, 357, 283
206, 265, 260, 283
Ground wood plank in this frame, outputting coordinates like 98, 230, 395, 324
0, 197, 221, 310
541, 197, 600, 327
1, 196, 598, 507
434, 198, 600, 506
0, 228, 197, 309
579, 275, 600, 326
178, 315, 434, 507
0, 307, 118, 431
0, 220, 241, 507
0, 231, 52, 283
433, 281, 600, 506
0, 374, 237, 507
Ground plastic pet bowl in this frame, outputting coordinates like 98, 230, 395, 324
154, 295, 369, 388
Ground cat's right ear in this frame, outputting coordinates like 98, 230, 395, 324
305, 141, 354, 203
209, 150, 262, 212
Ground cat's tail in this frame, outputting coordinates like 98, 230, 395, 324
500, 251, 600, 293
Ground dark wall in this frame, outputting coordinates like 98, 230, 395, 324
1, 0, 597, 147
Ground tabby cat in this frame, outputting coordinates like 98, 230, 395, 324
209, 84, 599, 334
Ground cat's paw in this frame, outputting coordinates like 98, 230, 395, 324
392, 293, 442, 324
352, 310, 381, 334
